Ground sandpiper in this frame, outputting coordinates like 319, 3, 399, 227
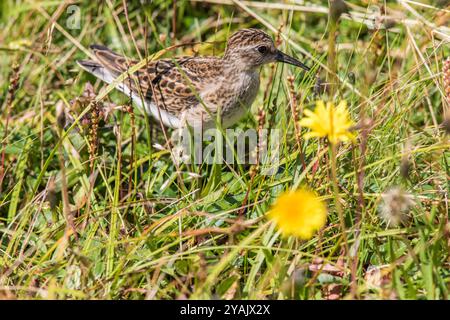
78, 28, 310, 129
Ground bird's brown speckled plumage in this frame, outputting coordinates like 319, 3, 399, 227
225, 28, 273, 54
78, 28, 310, 129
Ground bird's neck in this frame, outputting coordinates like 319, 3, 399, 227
222, 55, 260, 73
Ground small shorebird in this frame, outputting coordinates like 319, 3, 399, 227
78, 28, 310, 129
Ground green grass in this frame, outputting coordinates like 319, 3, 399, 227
0, 0, 449, 300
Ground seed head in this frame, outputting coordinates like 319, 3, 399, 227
443, 57, 450, 105
379, 187, 415, 227
55, 100, 66, 129
329, 0, 349, 23
442, 57, 450, 134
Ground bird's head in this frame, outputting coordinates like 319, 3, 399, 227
223, 28, 310, 72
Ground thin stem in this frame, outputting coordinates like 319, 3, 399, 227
330, 144, 345, 236
329, 142, 351, 295
327, 20, 338, 97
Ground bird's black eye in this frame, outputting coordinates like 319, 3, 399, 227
257, 46, 268, 54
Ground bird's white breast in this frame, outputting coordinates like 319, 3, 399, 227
221, 70, 260, 128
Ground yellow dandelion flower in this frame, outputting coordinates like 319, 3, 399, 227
299, 100, 356, 144
268, 188, 327, 240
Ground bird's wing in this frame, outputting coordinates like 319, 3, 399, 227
80, 45, 222, 116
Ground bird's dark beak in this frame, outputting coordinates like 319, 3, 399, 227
275, 50, 310, 71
